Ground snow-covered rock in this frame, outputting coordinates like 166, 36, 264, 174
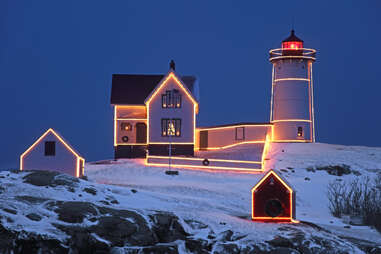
0, 143, 381, 253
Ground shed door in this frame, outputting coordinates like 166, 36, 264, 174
136, 123, 147, 143
199, 131, 208, 150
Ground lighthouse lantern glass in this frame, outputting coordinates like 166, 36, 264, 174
282, 41, 303, 50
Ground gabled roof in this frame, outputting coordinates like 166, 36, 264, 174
144, 71, 198, 107
110, 74, 197, 105
20, 128, 84, 160
251, 169, 294, 193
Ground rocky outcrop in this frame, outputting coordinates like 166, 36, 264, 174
2, 203, 381, 254
0, 170, 381, 253
23, 170, 79, 187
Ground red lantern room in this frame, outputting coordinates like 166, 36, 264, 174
251, 170, 296, 222
282, 30, 304, 56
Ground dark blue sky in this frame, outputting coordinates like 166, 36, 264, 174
1, 1, 381, 168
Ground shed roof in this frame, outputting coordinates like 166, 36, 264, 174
111, 74, 197, 105
251, 169, 295, 192
21, 128, 84, 160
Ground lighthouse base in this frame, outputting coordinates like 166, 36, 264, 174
271, 121, 314, 142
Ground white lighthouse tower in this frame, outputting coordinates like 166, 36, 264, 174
269, 30, 316, 142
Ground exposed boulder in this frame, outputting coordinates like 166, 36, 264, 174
213, 243, 240, 254
0, 225, 67, 254
140, 244, 179, 254
53, 225, 110, 254
267, 236, 295, 249
149, 212, 189, 243
2, 208, 17, 215
26, 213, 42, 221
0, 224, 17, 253
97, 207, 157, 246
46, 201, 98, 223
91, 216, 137, 246
184, 219, 208, 230
268, 247, 300, 254
217, 230, 234, 242
23, 171, 79, 187
83, 187, 97, 195
185, 238, 211, 254
15, 195, 50, 204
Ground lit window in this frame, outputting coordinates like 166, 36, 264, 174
297, 127, 303, 137
121, 122, 132, 131
166, 90, 172, 108
162, 94, 167, 108
162, 90, 181, 108
174, 119, 181, 136
235, 127, 245, 140
161, 119, 181, 137
168, 121, 175, 136
44, 141, 55, 156
174, 90, 181, 108
161, 119, 169, 136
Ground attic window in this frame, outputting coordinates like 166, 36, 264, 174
162, 90, 181, 108
174, 91, 182, 108
44, 141, 56, 156
121, 122, 132, 131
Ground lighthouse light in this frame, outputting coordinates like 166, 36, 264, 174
282, 41, 303, 50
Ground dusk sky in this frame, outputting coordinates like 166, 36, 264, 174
1, 1, 381, 168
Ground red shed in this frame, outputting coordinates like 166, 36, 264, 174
251, 170, 296, 222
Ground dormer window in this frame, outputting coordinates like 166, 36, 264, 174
162, 90, 181, 108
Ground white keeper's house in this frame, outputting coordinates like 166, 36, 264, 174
111, 30, 317, 171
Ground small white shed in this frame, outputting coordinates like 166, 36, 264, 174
20, 128, 85, 177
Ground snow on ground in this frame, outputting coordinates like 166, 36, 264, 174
265, 142, 381, 243
195, 143, 264, 161
86, 142, 381, 245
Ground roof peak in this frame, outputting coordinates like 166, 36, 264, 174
282, 29, 303, 43
170, 60, 176, 71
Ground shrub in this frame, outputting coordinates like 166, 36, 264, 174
327, 174, 381, 232
316, 164, 351, 176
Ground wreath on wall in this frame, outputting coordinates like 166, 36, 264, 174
265, 199, 284, 217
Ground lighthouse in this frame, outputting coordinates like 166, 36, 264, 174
269, 30, 316, 142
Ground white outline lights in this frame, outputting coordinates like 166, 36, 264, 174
145, 72, 198, 145
20, 128, 85, 178
269, 43, 316, 143
251, 170, 297, 222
